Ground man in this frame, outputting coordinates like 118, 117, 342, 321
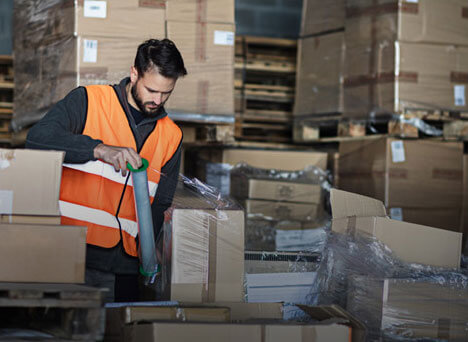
26, 39, 187, 302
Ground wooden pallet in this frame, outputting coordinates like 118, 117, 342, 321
180, 123, 235, 144
292, 112, 468, 142
0, 283, 105, 341
235, 115, 292, 143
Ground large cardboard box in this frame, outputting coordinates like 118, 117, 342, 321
14, 0, 165, 41
243, 199, 321, 222
166, 0, 235, 24
124, 322, 352, 342
294, 32, 345, 116
462, 153, 468, 254
0, 149, 64, 216
346, 0, 468, 46
347, 275, 468, 341
230, 178, 322, 204
300, 0, 345, 36
165, 21, 235, 115
106, 306, 230, 342
0, 215, 61, 225
331, 189, 462, 268
162, 208, 244, 302
344, 41, 468, 119
0, 224, 87, 283
14, 36, 140, 126
338, 138, 464, 231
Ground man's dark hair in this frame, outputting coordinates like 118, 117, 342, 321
134, 39, 187, 79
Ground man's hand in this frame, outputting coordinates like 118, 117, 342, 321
94, 143, 142, 177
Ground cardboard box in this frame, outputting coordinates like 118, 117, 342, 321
294, 32, 345, 116
124, 322, 352, 342
338, 138, 464, 232
0, 149, 64, 216
14, 36, 140, 125
462, 153, 468, 254
166, 0, 235, 24
348, 275, 468, 341
243, 199, 321, 222
300, 0, 345, 36
345, 0, 468, 47
344, 41, 468, 119
331, 189, 462, 268
245, 251, 320, 274
230, 177, 322, 204
162, 208, 244, 302
14, 0, 165, 41
0, 224, 86, 283
106, 306, 230, 342
0, 215, 61, 225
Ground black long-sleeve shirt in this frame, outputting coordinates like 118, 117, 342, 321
26, 78, 182, 274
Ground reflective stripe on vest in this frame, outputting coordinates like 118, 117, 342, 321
59, 85, 182, 257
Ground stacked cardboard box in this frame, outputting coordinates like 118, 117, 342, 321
338, 138, 464, 233
13, 0, 165, 128
0, 149, 87, 283
165, 0, 235, 115
343, 0, 468, 120
294, 0, 345, 118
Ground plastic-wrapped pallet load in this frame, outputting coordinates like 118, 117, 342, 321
343, 0, 468, 121
307, 188, 468, 341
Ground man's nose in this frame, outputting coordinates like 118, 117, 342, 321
153, 93, 163, 105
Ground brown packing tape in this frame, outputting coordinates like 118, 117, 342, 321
451, 72, 468, 84
344, 72, 418, 88
437, 318, 451, 340
462, 7, 468, 19
195, 22, 207, 62
139, 0, 166, 9
346, 216, 357, 236
346, 2, 418, 18
261, 325, 266, 342
196, 0, 208, 23
432, 168, 463, 181
197, 80, 209, 113
389, 168, 408, 179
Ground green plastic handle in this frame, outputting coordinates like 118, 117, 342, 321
127, 158, 149, 173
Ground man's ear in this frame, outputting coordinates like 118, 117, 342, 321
130, 66, 138, 84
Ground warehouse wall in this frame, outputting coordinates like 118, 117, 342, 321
236, 0, 303, 39
0, 0, 13, 55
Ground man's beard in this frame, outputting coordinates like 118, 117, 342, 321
131, 83, 162, 117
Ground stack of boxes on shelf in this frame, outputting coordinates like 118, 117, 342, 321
13, 0, 235, 131
0, 55, 13, 143
293, 0, 345, 142
165, 0, 235, 116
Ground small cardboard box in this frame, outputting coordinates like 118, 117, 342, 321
330, 189, 462, 268
230, 177, 322, 204
348, 275, 468, 341
162, 208, 245, 302
0, 224, 87, 283
0, 149, 64, 216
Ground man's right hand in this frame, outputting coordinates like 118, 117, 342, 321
93, 143, 142, 177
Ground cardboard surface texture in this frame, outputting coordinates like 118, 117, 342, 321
294, 32, 345, 116
301, 0, 345, 36
338, 138, 464, 232
243, 199, 321, 221
331, 189, 462, 268
0, 149, 64, 216
163, 209, 244, 303
0, 224, 86, 283
166, 0, 235, 23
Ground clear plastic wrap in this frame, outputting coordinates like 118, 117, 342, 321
309, 227, 468, 341
300, 0, 345, 37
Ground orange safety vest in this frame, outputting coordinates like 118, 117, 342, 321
59, 85, 182, 257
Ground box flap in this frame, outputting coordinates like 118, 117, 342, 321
330, 189, 386, 220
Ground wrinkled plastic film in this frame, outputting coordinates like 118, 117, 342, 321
130, 163, 158, 280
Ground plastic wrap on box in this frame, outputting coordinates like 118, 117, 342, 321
343, 0, 468, 121
300, 0, 345, 37
309, 226, 468, 341
294, 32, 345, 117
161, 175, 245, 303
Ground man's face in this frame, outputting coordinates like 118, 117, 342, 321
129, 66, 176, 116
